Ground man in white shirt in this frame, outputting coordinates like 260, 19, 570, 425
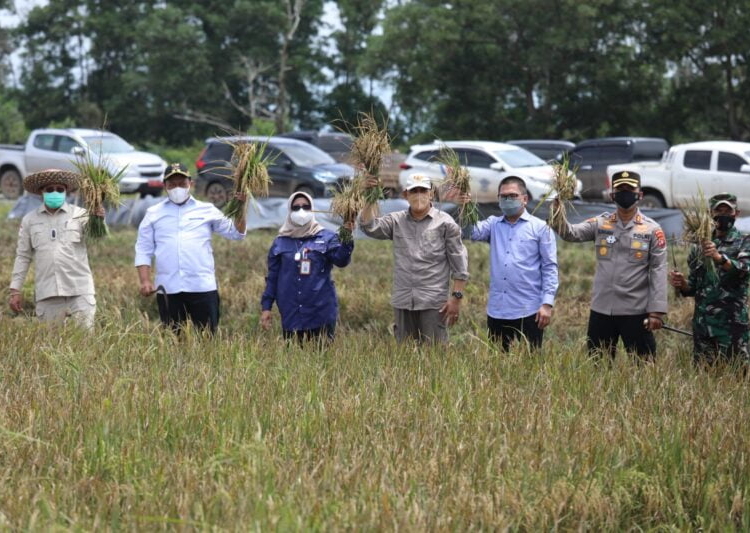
134, 163, 247, 333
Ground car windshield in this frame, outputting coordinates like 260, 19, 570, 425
83, 135, 134, 153
492, 148, 546, 168
278, 142, 335, 166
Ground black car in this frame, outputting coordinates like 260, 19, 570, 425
278, 131, 354, 163
195, 136, 355, 207
567, 137, 669, 200
506, 139, 575, 161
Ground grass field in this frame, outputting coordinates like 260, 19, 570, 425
1, 202, 749, 530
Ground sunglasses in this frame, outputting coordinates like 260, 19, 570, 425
291, 205, 312, 211
43, 186, 66, 194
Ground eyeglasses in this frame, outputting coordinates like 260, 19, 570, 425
291, 205, 312, 211
499, 193, 520, 200
43, 186, 66, 194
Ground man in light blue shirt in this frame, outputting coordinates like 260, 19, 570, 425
135, 163, 247, 333
469, 176, 558, 350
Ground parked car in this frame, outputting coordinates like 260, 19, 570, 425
281, 129, 405, 197
278, 131, 353, 163
506, 139, 575, 161
195, 136, 355, 207
567, 137, 669, 200
0, 128, 166, 199
398, 140, 582, 203
606, 141, 750, 209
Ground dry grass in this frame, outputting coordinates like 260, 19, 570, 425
547, 155, 578, 234
679, 189, 717, 281
347, 112, 391, 205
330, 180, 365, 244
73, 153, 123, 239
437, 145, 480, 227
1, 203, 748, 530
221, 138, 275, 222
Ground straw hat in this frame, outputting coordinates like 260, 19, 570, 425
23, 169, 80, 194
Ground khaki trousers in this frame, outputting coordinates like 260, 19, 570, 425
36, 295, 96, 329
394, 308, 448, 344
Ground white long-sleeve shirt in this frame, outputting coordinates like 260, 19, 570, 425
134, 197, 245, 294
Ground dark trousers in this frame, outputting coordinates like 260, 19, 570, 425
487, 314, 544, 351
157, 290, 220, 334
587, 310, 655, 360
283, 323, 336, 344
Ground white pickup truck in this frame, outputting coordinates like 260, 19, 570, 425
0, 128, 167, 199
607, 141, 750, 210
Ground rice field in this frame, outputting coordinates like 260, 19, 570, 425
1, 202, 748, 531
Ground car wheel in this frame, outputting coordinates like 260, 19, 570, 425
206, 181, 230, 207
640, 193, 665, 209
294, 186, 315, 198
0, 168, 23, 200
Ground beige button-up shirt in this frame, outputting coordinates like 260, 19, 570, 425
558, 210, 668, 315
361, 207, 469, 310
10, 203, 95, 301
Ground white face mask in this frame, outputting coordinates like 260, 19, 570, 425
290, 209, 313, 226
167, 186, 190, 205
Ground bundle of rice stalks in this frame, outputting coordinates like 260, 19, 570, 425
679, 188, 717, 281
331, 179, 365, 244
437, 145, 479, 227
547, 154, 578, 233
349, 112, 391, 205
222, 138, 275, 222
73, 153, 123, 239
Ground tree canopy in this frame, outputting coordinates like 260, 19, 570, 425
0, 0, 748, 146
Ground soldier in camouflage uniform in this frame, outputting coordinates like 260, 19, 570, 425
670, 193, 750, 366
554, 171, 668, 360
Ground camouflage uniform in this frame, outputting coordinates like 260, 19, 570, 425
681, 227, 750, 364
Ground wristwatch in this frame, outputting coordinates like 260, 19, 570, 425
451, 291, 464, 300
717, 254, 730, 266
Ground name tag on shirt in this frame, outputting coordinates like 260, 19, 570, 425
300, 259, 311, 275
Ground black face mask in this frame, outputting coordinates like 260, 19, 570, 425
713, 215, 735, 232
613, 190, 639, 209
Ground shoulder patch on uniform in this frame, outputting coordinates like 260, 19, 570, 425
654, 229, 666, 248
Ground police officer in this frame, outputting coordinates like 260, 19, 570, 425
554, 170, 668, 360
669, 193, 750, 366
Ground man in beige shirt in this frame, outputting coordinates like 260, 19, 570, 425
9, 169, 100, 329
360, 173, 469, 343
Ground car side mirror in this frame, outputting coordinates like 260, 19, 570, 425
740, 164, 750, 174
71, 146, 85, 156
489, 162, 505, 172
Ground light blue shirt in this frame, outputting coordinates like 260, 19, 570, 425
134, 196, 246, 294
471, 210, 558, 319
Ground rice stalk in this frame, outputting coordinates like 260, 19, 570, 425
437, 145, 480, 227
73, 152, 123, 239
348, 112, 391, 205
221, 137, 275, 222
331, 180, 365, 244
547, 154, 578, 234
679, 188, 717, 282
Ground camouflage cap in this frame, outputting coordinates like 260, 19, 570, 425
709, 192, 737, 210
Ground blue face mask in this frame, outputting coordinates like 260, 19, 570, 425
499, 197, 523, 216
43, 191, 66, 209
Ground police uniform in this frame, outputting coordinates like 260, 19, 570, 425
556, 171, 668, 359
678, 193, 750, 365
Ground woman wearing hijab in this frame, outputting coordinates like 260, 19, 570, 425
260, 191, 354, 341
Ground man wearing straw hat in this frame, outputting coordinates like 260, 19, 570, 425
360, 172, 469, 343
553, 170, 667, 360
134, 163, 247, 334
669, 193, 750, 366
8, 169, 102, 328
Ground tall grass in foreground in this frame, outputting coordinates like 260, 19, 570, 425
0, 207, 748, 530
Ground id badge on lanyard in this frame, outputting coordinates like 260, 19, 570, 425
297, 247, 311, 275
